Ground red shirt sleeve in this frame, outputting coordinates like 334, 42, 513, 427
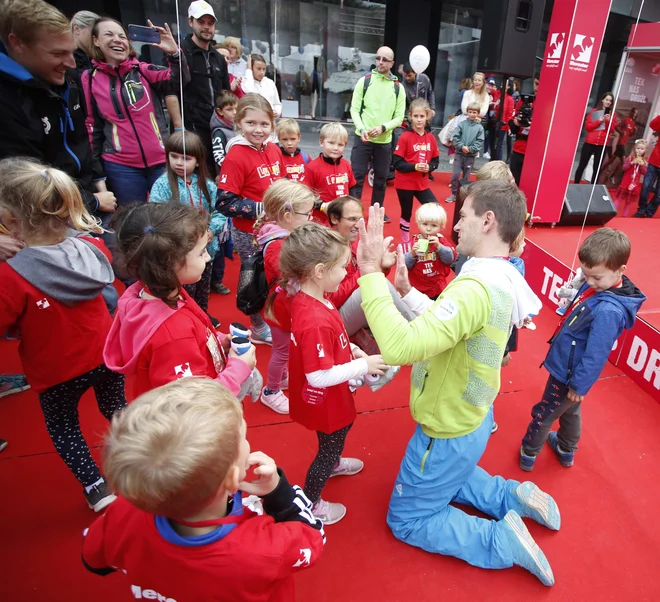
0, 266, 25, 335
81, 235, 112, 262
303, 161, 320, 195
148, 334, 213, 389
299, 323, 338, 373
346, 161, 356, 189
274, 522, 326, 578
430, 133, 440, 159
393, 133, 407, 158
217, 151, 246, 195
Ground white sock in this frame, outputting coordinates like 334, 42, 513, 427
85, 477, 105, 493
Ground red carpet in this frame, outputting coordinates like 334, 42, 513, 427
2, 176, 660, 600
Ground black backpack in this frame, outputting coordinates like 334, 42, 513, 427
236, 239, 280, 315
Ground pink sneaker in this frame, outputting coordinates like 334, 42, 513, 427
330, 457, 364, 478
260, 388, 289, 414
312, 498, 346, 525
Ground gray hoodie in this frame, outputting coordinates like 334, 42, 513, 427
7, 235, 115, 308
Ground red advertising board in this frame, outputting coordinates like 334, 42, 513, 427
519, 0, 613, 224
522, 239, 660, 402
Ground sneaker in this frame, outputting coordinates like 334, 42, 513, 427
210, 282, 231, 295
483, 152, 491, 160
519, 447, 537, 472
523, 320, 536, 331
501, 510, 555, 586
251, 326, 272, 346
0, 438, 7, 452
547, 432, 574, 467
0, 374, 30, 398
260, 387, 289, 414
84, 480, 117, 513
491, 422, 499, 434
330, 457, 364, 478
312, 498, 347, 525
510, 481, 561, 530
445, 195, 456, 203
632, 212, 646, 218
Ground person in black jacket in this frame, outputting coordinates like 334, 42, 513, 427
0, 0, 116, 218
181, 1, 230, 172
71, 10, 98, 74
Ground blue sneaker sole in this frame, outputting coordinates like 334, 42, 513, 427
514, 482, 561, 531
503, 511, 555, 586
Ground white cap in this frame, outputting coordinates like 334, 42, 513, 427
188, 0, 216, 20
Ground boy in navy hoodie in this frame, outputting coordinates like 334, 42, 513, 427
519, 228, 645, 471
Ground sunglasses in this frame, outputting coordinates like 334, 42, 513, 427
375, 56, 393, 63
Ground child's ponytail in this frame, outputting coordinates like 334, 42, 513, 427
0, 158, 101, 240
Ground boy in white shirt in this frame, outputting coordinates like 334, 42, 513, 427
241, 54, 282, 117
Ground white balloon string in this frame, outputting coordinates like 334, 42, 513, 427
174, 0, 187, 183
569, 0, 645, 272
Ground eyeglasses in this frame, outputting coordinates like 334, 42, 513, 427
293, 210, 314, 220
375, 56, 393, 63
340, 215, 361, 224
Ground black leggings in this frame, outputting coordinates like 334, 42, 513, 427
38, 364, 126, 488
304, 423, 353, 503
396, 188, 438, 223
183, 260, 212, 313
574, 142, 609, 184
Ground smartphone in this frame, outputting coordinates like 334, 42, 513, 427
604, 106, 612, 115
128, 24, 160, 45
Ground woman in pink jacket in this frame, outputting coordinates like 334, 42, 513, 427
574, 91, 618, 184
83, 18, 189, 206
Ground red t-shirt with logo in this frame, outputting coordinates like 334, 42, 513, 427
393, 130, 440, 191
281, 152, 307, 183
406, 235, 456, 299
218, 142, 283, 232
305, 155, 356, 223
619, 116, 637, 146
289, 292, 356, 434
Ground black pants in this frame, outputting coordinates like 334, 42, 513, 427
510, 151, 525, 186
38, 364, 126, 487
574, 142, 608, 184
350, 136, 391, 207
183, 260, 212, 313
396, 188, 438, 223
304, 423, 353, 503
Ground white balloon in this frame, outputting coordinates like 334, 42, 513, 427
409, 45, 430, 74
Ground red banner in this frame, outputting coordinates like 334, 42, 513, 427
520, 0, 613, 223
522, 239, 660, 402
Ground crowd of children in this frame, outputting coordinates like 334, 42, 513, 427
0, 78, 648, 599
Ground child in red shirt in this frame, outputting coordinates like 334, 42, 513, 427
305, 123, 356, 224
403, 202, 457, 300
83, 379, 325, 602
257, 180, 316, 415
0, 158, 125, 512
393, 99, 440, 244
217, 93, 283, 344
276, 118, 310, 183
285, 223, 386, 525
104, 202, 256, 400
615, 139, 648, 217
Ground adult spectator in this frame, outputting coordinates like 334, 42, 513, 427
215, 43, 244, 98
0, 0, 116, 218
508, 73, 540, 185
483, 77, 500, 160
71, 10, 98, 73
181, 1, 230, 172
457, 77, 472, 114
614, 107, 638, 153
633, 114, 660, 218
461, 72, 490, 118
349, 46, 405, 220
356, 186, 555, 586
224, 36, 247, 78
574, 91, 617, 185
400, 63, 436, 117
83, 17, 187, 205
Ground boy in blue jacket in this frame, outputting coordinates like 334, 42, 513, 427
520, 228, 645, 471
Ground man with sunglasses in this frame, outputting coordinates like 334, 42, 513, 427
349, 47, 405, 222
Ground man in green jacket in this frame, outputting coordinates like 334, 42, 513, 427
349, 46, 405, 220
356, 181, 559, 586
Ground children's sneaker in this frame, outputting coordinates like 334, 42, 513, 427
251, 326, 272, 346
330, 457, 364, 478
85, 480, 117, 513
483, 151, 491, 160
491, 422, 499, 434
445, 194, 456, 203
523, 320, 536, 331
501, 510, 555, 586
547, 432, 574, 467
312, 498, 346, 525
0, 374, 30, 398
210, 283, 231, 295
510, 481, 561, 531
519, 447, 537, 472
0, 438, 7, 452
260, 387, 289, 414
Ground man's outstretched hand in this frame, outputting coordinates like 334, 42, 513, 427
357, 204, 392, 275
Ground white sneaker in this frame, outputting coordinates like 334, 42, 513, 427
330, 457, 364, 478
483, 152, 491, 160
312, 498, 346, 525
260, 388, 289, 414
252, 326, 272, 346
523, 321, 537, 331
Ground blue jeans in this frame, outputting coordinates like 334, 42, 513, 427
638, 163, 660, 216
387, 407, 521, 569
103, 161, 165, 206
